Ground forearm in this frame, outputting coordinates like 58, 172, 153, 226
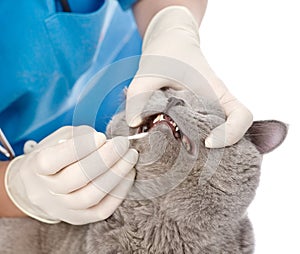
0, 161, 26, 217
133, 0, 208, 36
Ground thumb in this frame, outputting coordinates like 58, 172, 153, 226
205, 106, 253, 148
126, 76, 180, 127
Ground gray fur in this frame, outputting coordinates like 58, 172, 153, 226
0, 89, 287, 254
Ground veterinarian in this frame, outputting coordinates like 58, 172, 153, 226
0, 0, 252, 225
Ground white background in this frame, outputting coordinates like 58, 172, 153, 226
201, 1, 300, 253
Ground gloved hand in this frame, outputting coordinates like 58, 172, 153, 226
126, 6, 253, 148
5, 126, 138, 225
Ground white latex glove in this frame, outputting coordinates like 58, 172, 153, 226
5, 126, 138, 225
126, 6, 253, 148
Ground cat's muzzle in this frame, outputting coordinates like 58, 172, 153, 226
136, 113, 194, 154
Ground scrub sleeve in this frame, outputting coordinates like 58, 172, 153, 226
0, 0, 142, 160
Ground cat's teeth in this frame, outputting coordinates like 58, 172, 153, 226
151, 114, 180, 135
153, 114, 162, 124
153, 114, 169, 124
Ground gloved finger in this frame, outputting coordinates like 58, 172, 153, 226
90, 148, 138, 197
42, 137, 131, 194
108, 168, 136, 199
61, 169, 136, 225
34, 131, 106, 175
37, 125, 96, 148
126, 76, 182, 127
54, 150, 137, 210
205, 105, 253, 148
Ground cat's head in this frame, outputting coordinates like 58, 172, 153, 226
107, 89, 287, 224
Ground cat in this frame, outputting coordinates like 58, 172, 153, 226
0, 89, 287, 254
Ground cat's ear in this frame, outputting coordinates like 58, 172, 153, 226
245, 120, 288, 154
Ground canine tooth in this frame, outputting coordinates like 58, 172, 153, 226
153, 115, 160, 124
175, 126, 179, 132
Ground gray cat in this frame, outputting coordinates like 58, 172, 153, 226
0, 89, 287, 254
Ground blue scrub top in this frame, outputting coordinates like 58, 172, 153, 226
0, 0, 142, 159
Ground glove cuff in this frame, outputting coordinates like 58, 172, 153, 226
142, 5, 200, 52
4, 156, 60, 224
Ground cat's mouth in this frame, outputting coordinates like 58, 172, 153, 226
136, 113, 194, 154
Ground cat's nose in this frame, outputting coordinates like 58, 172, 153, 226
166, 97, 185, 111
167, 97, 185, 108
